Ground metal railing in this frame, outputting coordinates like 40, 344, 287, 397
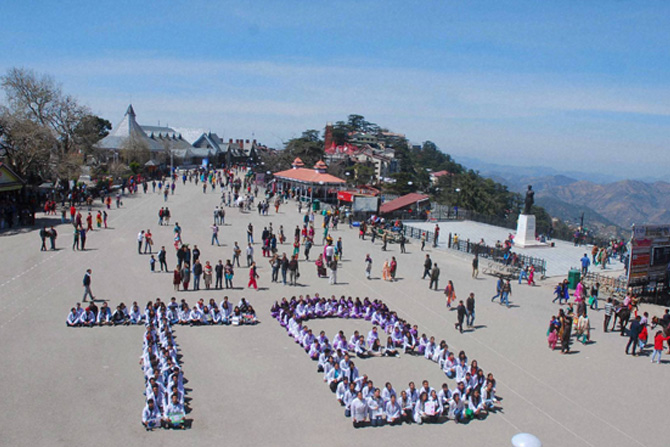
403, 224, 547, 277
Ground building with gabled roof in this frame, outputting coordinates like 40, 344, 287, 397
273, 159, 346, 203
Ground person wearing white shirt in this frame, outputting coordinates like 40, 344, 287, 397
419, 380, 434, 399
468, 389, 486, 420
380, 382, 396, 406
361, 381, 375, 400
424, 337, 436, 360
325, 362, 343, 392
142, 399, 163, 430
481, 381, 499, 410
443, 353, 457, 378
437, 383, 452, 408
417, 334, 429, 355
97, 303, 112, 326
447, 393, 466, 423
343, 382, 357, 417
80, 309, 95, 327
366, 388, 386, 427
164, 394, 185, 429
455, 360, 468, 383
405, 382, 419, 406
129, 305, 144, 324
66, 308, 80, 327
413, 392, 431, 424
350, 391, 368, 428
348, 331, 361, 351
366, 327, 379, 347
428, 390, 444, 419
354, 336, 369, 358
403, 332, 416, 354
189, 308, 204, 325
399, 390, 413, 423
336, 377, 349, 404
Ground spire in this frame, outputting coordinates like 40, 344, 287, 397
125, 104, 136, 117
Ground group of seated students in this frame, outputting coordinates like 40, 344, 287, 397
139, 311, 187, 430
271, 293, 501, 427
66, 296, 259, 327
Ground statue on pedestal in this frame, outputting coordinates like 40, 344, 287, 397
523, 185, 534, 215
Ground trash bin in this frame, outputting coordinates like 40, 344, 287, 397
312, 199, 320, 212
567, 269, 580, 289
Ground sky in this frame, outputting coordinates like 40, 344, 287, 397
1, 0, 669, 179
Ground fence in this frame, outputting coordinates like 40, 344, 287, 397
403, 224, 547, 277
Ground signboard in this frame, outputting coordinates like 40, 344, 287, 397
353, 196, 379, 213
628, 224, 670, 286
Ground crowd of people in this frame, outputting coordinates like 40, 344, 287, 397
271, 294, 501, 427
66, 296, 259, 327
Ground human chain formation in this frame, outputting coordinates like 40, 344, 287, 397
271, 294, 501, 427
66, 297, 260, 430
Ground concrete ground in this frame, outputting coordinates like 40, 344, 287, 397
0, 179, 666, 447
406, 220, 627, 278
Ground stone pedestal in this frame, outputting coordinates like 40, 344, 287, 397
515, 214, 546, 248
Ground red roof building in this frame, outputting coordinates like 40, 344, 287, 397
379, 193, 430, 215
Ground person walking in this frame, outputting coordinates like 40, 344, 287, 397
422, 255, 432, 279
248, 262, 259, 290
455, 300, 466, 333
429, 263, 440, 290
500, 280, 512, 307
82, 269, 94, 301
211, 223, 220, 246
471, 255, 479, 279
580, 253, 591, 277
491, 277, 503, 302
466, 293, 476, 327
72, 226, 80, 250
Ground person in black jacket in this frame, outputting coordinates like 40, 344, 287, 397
455, 301, 466, 333
193, 260, 203, 290
215, 260, 224, 289
625, 316, 643, 356
422, 255, 432, 279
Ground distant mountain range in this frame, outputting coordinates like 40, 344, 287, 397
455, 156, 670, 237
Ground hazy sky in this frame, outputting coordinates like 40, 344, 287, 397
2, 1, 669, 178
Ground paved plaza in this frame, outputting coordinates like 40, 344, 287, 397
0, 180, 666, 447
407, 220, 627, 278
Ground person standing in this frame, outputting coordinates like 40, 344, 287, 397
365, 254, 372, 280
603, 297, 614, 333
422, 255, 432, 280
233, 242, 241, 267
181, 263, 191, 291
79, 227, 87, 250
215, 260, 224, 289
203, 261, 213, 290
429, 263, 440, 290
399, 233, 406, 254
455, 300, 466, 333
82, 269, 94, 301
40, 226, 48, 251
382, 232, 388, 251
471, 255, 479, 279
137, 230, 145, 254
433, 224, 440, 248
625, 316, 643, 356
48, 226, 57, 250
158, 246, 168, 272
465, 293, 476, 327
580, 253, 591, 276
246, 243, 254, 267
390, 257, 397, 282
247, 223, 254, 244
192, 260, 203, 291
288, 255, 300, 286
421, 232, 426, 251
329, 258, 338, 285
72, 226, 80, 250
224, 260, 234, 289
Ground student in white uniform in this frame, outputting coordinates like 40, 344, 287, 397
380, 382, 396, 406
66, 308, 80, 327
142, 399, 163, 430
405, 382, 419, 406
351, 391, 368, 428
468, 389, 486, 420
164, 394, 186, 429
399, 390, 413, 423
97, 303, 112, 325
447, 393, 466, 423
336, 377, 350, 406
443, 352, 457, 378
366, 388, 385, 427
343, 382, 357, 417
385, 394, 403, 426
481, 381, 499, 410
